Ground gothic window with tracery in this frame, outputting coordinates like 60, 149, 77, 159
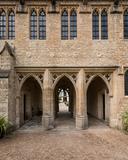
92, 9, 99, 39
101, 9, 108, 39
30, 10, 37, 39
61, 10, 68, 40
8, 11, 15, 39
39, 10, 46, 40
0, 10, 6, 39
124, 9, 128, 39
70, 10, 77, 39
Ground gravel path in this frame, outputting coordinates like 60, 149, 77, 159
0, 126, 128, 160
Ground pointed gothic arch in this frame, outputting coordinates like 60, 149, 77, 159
87, 75, 110, 125
19, 74, 43, 91
19, 76, 43, 126
53, 74, 76, 92
86, 74, 110, 95
53, 75, 76, 126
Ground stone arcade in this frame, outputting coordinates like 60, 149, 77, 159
0, 0, 128, 130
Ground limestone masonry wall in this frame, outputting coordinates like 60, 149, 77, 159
0, 78, 8, 118
0, 0, 128, 130
0, 0, 127, 67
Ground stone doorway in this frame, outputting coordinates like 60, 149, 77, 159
87, 76, 109, 127
54, 76, 76, 129
20, 77, 42, 126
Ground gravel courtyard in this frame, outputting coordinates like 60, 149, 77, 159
0, 122, 128, 160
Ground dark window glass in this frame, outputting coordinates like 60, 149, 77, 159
61, 10, 68, 40
92, 10, 99, 39
0, 11, 6, 40
39, 10, 46, 40
70, 10, 77, 39
101, 10, 108, 39
124, 10, 128, 39
30, 10, 37, 39
8, 11, 15, 39
125, 71, 128, 95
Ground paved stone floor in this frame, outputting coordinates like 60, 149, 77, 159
0, 116, 128, 160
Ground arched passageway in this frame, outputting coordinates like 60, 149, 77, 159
20, 77, 42, 126
87, 76, 110, 126
54, 76, 76, 128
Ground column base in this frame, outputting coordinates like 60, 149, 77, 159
42, 115, 54, 130
109, 118, 118, 128
76, 115, 88, 130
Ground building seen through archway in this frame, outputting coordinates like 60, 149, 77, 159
58, 89, 69, 112
54, 76, 76, 128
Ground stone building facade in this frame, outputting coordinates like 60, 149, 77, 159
0, 0, 128, 130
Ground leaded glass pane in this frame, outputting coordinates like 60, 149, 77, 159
70, 10, 77, 39
124, 10, 128, 39
92, 10, 99, 39
8, 11, 15, 39
61, 10, 68, 40
0, 11, 6, 40
39, 10, 46, 40
101, 10, 108, 39
30, 10, 37, 39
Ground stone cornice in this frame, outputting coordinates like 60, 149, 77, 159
15, 66, 118, 73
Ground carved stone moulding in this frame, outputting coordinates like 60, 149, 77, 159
52, 72, 78, 84
85, 72, 112, 83
17, 72, 44, 84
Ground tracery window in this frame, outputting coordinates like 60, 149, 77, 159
39, 10, 46, 40
70, 10, 77, 39
0, 10, 6, 40
125, 70, 128, 95
30, 10, 37, 39
92, 10, 99, 39
8, 11, 15, 39
61, 10, 68, 40
101, 10, 108, 39
124, 9, 128, 39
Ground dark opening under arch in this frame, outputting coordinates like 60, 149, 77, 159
20, 76, 42, 126
87, 76, 110, 126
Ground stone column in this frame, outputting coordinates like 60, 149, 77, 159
42, 69, 54, 130
109, 69, 124, 129
15, 95, 20, 128
76, 69, 88, 129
